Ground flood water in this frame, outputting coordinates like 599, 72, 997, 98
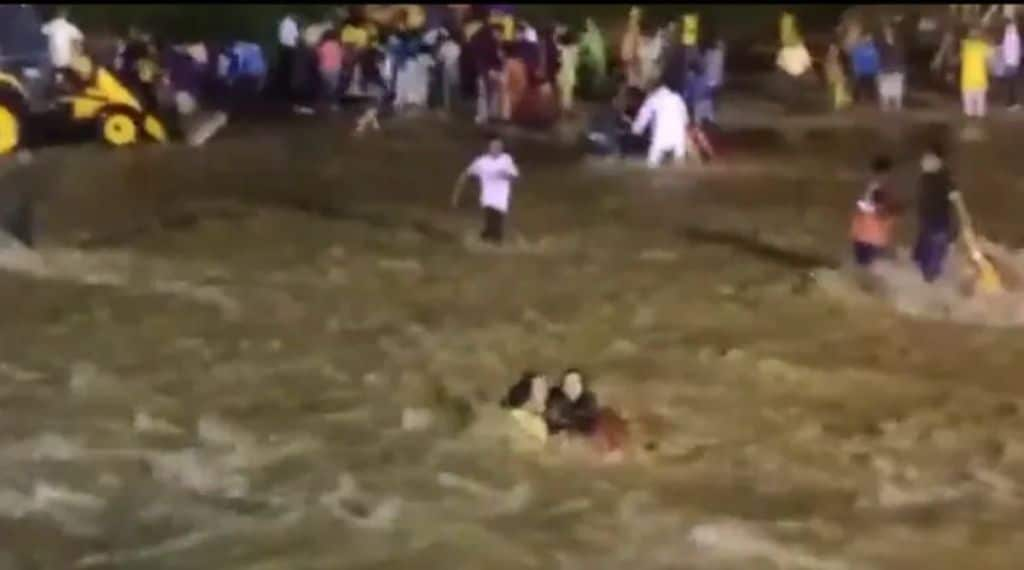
2, 109, 1024, 569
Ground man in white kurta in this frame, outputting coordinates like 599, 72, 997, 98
632, 84, 689, 168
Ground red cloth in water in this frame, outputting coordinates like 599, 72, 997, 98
589, 407, 629, 454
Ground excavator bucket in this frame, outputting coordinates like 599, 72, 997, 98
142, 114, 168, 143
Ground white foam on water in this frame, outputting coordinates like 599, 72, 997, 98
133, 411, 186, 436
319, 473, 402, 531
143, 415, 321, 500
0, 482, 106, 538
0, 246, 242, 318
689, 520, 853, 570
75, 511, 304, 568
2, 432, 85, 462
150, 448, 250, 499
0, 362, 46, 383
437, 471, 532, 516
816, 246, 1024, 327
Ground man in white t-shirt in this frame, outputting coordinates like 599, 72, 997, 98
451, 137, 521, 243
42, 9, 84, 72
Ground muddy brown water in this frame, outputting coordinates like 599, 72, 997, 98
2, 112, 1024, 569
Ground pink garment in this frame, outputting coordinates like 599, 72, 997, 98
318, 40, 343, 72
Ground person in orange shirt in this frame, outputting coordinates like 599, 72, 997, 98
850, 156, 900, 267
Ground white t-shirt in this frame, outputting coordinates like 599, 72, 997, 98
440, 39, 461, 74
279, 16, 300, 48
468, 153, 520, 213
776, 43, 812, 77
42, 17, 84, 68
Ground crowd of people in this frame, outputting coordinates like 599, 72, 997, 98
267, 4, 729, 134
31, 5, 733, 151
22, 6, 1024, 283
780, 7, 1024, 119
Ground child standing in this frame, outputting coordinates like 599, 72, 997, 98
961, 28, 994, 118
850, 32, 880, 103
850, 156, 899, 267
451, 137, 521, 244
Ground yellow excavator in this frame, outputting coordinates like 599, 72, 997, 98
60, 55, 168, 147
0, 70, 25, 155
0, 55, 167, 155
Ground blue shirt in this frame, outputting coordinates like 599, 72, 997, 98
685, 70, 712, 106
851, 40, 880, 77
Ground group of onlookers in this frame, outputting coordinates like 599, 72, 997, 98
816, 11, 1024, 118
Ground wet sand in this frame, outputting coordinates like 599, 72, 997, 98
1, 106, 1024, 569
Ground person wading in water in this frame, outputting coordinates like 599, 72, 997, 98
451, 137, 521, 244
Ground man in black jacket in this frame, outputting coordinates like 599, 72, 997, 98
913, 144, 958, 283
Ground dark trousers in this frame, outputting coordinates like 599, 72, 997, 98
274, 45, 295, 101
853, 241, 882, 266
1004, 66, 1021, 106
853, 75, 875, 103
481, 207, 505, 243
913, 228, 951, 283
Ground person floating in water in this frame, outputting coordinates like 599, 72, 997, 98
850, 155, 899, 267
913, 144, 958, 283
632, 80, 689, 168
501, 367, 630, 457
500, 370, 550, 443
451, 137, 520, 244
544, 368, 600, 435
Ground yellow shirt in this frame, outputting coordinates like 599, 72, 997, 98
341, 24, 369, 49
402, 4, 425, 30
681, 14, 699, 47
961, 38, 992, 91
780, 13, 801, 47
488, 13, 514, 42
509, 409, 548, 444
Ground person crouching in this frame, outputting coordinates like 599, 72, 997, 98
632, 81, 689, 168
